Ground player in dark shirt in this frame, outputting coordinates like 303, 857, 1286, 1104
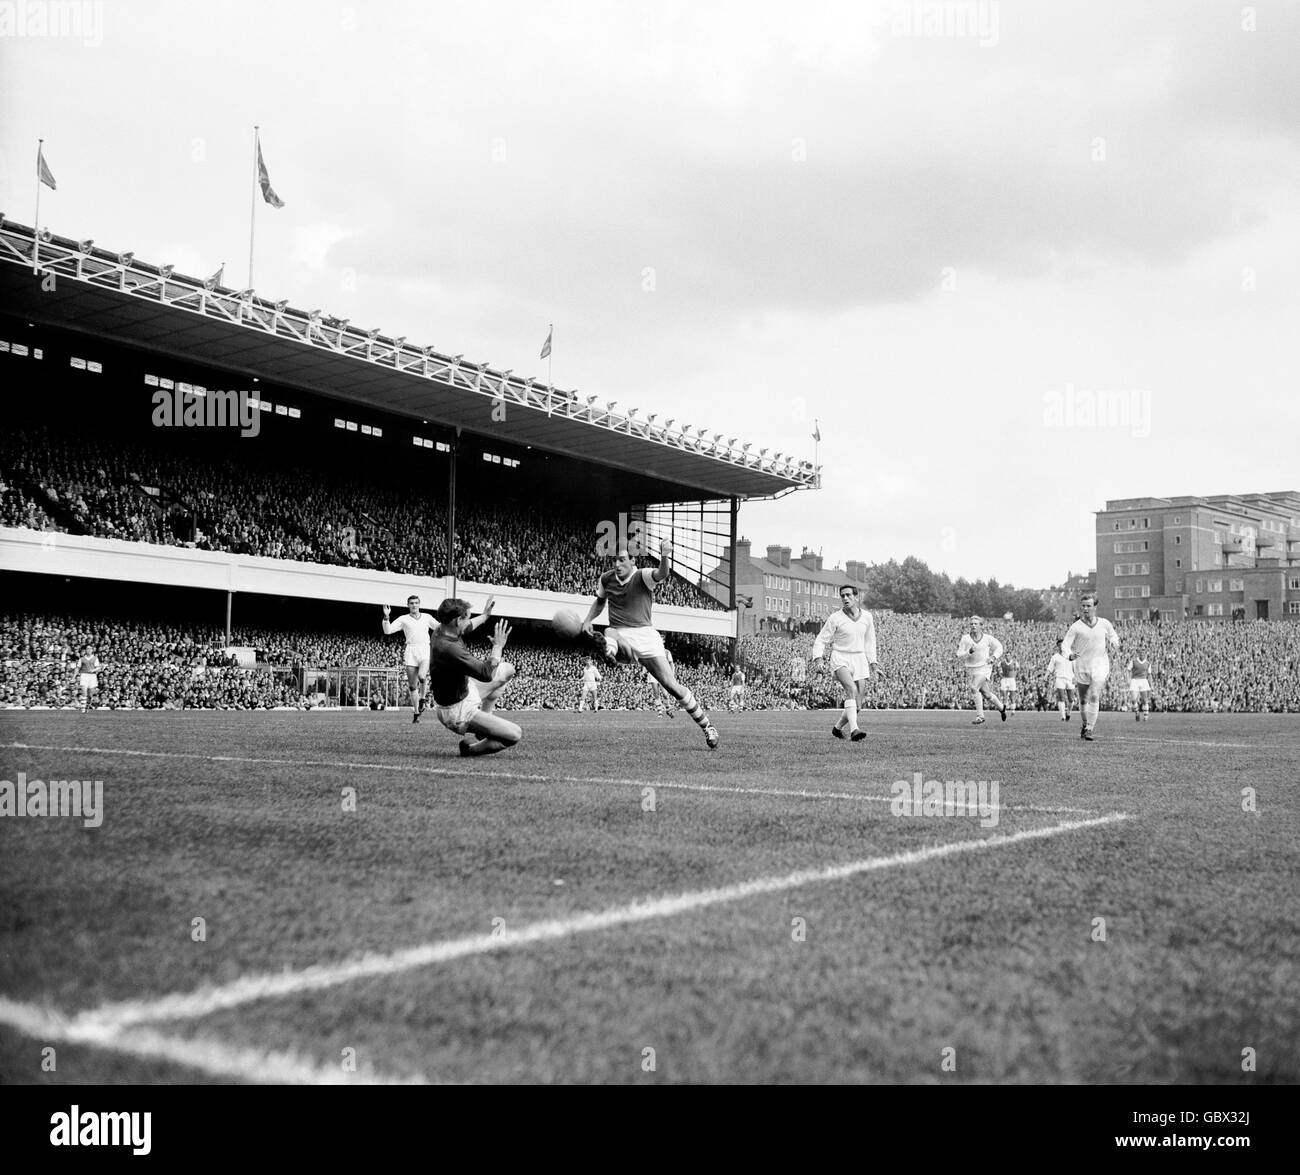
580, 541, 719, 749
429, 598, 520, 756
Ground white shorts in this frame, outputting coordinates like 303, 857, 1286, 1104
1053, 678, 1073, 693
1130, 680, 1151, 694
1073, 659, 1109, 688
967, 666, 992, 690
606, 626, 666, 661
1000, 678, 1017, 691
730, 686, 744, 699
829, 651, 870, 681
79, 673, 98, 690
581, 683, 598, 696
403, 648, 431, 672
435, 680, 481, 735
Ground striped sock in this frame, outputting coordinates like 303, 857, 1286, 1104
679, 689, 711, 729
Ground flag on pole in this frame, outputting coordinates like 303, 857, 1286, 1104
256, 139, 284, 208
37, 145, 57, 190
204, 264, 225, 291
812, 419, 821, 442
540, 325, 552, 359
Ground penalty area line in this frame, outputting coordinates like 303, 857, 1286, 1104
1, 741, 1100, 815
69, 813, 1131, 1032
0, 996, 427, 1085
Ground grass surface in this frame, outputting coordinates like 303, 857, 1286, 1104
1, 707, 1296, 1084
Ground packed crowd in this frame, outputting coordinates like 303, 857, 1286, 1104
0, 427, 723, 609
4, 608, 1299, 713
0, 615, 303, 710
737, 613, 1300, 713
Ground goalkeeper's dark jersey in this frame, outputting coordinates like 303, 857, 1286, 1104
429, 632, 496, 706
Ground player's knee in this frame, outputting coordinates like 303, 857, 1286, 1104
503, 722, 522, 744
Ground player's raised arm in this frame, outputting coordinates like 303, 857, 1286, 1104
652, 539, 673, 583
466, 596, 496, 633
381, 604, 399, 635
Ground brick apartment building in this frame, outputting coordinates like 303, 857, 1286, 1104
728, 539, 870, 635
1095, 491, 1300, 622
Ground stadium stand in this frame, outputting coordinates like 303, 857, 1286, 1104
0, 424, 724, 609
4, 609, 1298, 713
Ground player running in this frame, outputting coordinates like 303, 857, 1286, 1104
77, 646, 101, 713
1128, 651, 1153, 721
998, 652, 1020, 712
580, 541, 718, 749
955, 617, 1008, 724
811, 585, 878, 741
428, 599, 520, 756
1046, 638, 1076, 721
579, 658, 601, 712
729, 666, 746, 712
1061, 592, 1120, 742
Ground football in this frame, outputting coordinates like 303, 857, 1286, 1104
552, 608, 582, 638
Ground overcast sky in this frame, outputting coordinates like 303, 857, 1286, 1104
3, 0, 1297, 587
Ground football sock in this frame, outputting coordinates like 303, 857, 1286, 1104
1085, 700, 1099, 728
1058, 700, 1067, 717
974, 693, 984, 716
679, 689, 711, 729
844, 698, 858, 731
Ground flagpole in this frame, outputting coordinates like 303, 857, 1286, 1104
248, 126, 258, 289
34, 139, 43, 275
813, 419, 820, 489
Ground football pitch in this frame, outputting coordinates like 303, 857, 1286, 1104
1, 708, 1296, 1085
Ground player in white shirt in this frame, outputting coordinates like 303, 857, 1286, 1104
789, 651, 806, 706
383, 593, 495, 722
955, 617, 1008, 725
811, 585, 878, 741
1045, 638, 1076, 721
1061, 592, 1119, 741
579, 658, 602, 712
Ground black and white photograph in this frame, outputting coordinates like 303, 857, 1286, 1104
0, 0, 1295, 1134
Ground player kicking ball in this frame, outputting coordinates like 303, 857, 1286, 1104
956, 617, 1009, 724
1062, 591, 1119, 742
428, 599, 520, 757
811, 585, 878, 741
580, 541, 719, 749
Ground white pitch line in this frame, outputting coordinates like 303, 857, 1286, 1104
0, 996, 426, 1085
68, 813, 1130, 1033
0, 741, 1099, 815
